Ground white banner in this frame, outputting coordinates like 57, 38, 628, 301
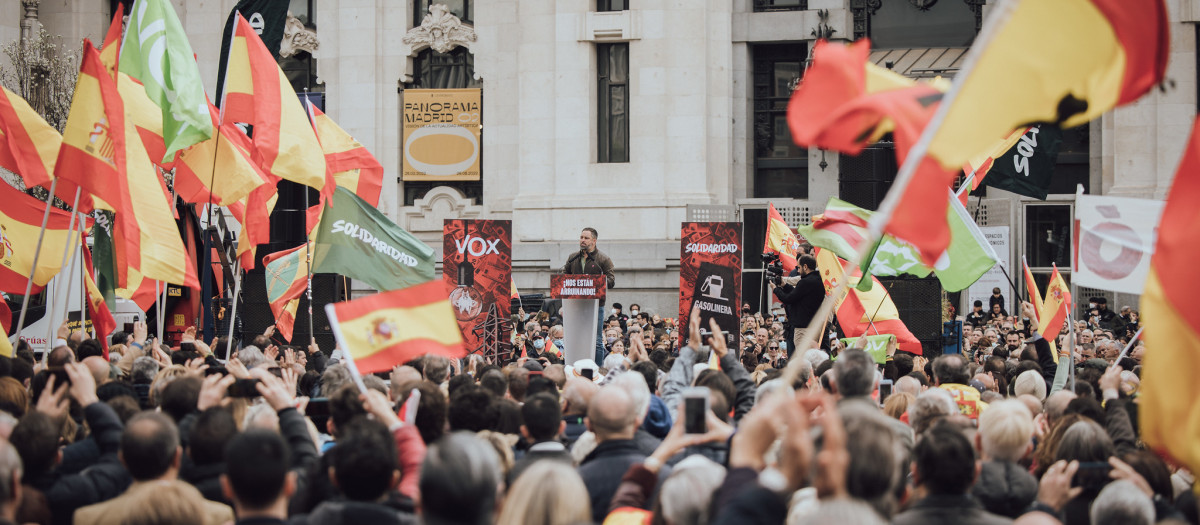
967, 226, 1011, 314
1073, 190, 1165, 295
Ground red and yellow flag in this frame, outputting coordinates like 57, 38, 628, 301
263, 242, 309, 342
815, 248, 921, 354
1022, 258, 1044, 317
0, 87, 62, 190
222, 14, 327, 194
327, 280, 465, 374
56, 40, 128, 219
0, 300, 11, 357
763, 203, 801, 273
0, 180, 81, 294
173, 102, 272, 207
1038, 266, 1071, 345
1141, 116, 1200, 476
81, 238, 116, 355
311, 105, 384, 207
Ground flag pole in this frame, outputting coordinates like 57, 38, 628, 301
79, 227, 88, 339
780, 0, 1016, 388
1066, 311, 1077, 392
225, 259, 242, 360
42, 188, 84, 356
14, 179, 62, 347
324, 303, 367, 393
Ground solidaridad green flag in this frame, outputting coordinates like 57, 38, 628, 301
119, 0, 213, 161
312, 187, 436, 292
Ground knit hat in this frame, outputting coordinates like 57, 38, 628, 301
1013, 370, 1046, 401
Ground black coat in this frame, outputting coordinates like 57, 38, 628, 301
31, 403, 131, 525
577, 439, 647, 524
773, 271, 824, 328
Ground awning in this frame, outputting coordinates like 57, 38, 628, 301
869, 48, 969, 79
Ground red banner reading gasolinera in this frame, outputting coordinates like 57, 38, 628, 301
678, 222, 742, 346
443, 219, 512, 358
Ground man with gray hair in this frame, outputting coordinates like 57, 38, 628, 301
1089, 480, 1153, 525
0, 439, 21, 523
908, 388, 959, 436
577, 386, 651, 524
972, 400, 1038, 518
831, 349, 913, 452
237, 346, 266, 370
420, 432, 503, 525
607, 372, 661, 454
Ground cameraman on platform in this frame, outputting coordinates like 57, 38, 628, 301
769, 254, 822, 358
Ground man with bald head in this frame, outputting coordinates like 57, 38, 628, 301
577, 385, 652, 523
1042, 390, 1076, 432
895, 375, 924, 397
82, 357, 111, 387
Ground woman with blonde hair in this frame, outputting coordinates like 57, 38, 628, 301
496, 461, 591, 525
882, 392, 915, 421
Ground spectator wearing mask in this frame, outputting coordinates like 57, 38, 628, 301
73, 412, 233, 525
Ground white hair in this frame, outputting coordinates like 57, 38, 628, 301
659, 455, 726, 525
978, 400, 1034, 462
609, 371, 651, 421
803, 349, 829, 370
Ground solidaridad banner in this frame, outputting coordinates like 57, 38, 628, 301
678, 222, 742, 347
403, 89, 481, 181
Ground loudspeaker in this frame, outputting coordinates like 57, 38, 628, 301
839, 147, 897, 210
876, 276, 943, 342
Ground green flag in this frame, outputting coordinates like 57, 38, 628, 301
91, 210, 118, 303
982, 124, 1064, 200
312, 187, 436, 291
839, 334, 895, 365
933, 192, 1000, 292
120, 0, 213, 161
798, 197, 997, 292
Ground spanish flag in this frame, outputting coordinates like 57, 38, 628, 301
311, 105, 384, 207
1141, 116, 1200, 476
263, 242, 309, 342
815, 248, 921, 355
890, 0, 1168, 263
0, 301, 11, 357
228, 185, 278, 270
326, 280, 465, 375
97, 4, 122, 79
221, 14, 327, 196
56, 40, 128, 218
0, 87, 61, 190
0, 180, 80, 294
1038, 265, 1071, 347
173, 101, 272, 207
81, 239, 116, 355
510, 277, 519, 301
763, 203, 801, 273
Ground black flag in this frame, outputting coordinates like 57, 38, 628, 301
983, 124, 1064, 200
215, 0, 290, 104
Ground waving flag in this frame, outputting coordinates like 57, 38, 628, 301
81, 239, 116, 354
815, 248, 922, 354
1038, 266, 1071, 343
173, 102, 271, 206
763, 203, 801, 273
119, 0, 213, 160
221, 14, 327, 193
0, 180, 81, 293
312, 105, 384, 207
263, 242, 309, 342
326, 280, 465, 374
312, 187, 435, 292
0, 87, 61, 189
1142, 116, 1200, 477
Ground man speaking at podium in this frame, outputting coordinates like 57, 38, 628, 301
563, 227, 617, 363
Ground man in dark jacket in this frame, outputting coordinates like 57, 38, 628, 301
13, 365, 130, 525
894, 423, 1011, 525
563, 227, 617, 363
222, 430, 292, 525
508, 394, 572, 484
577, 386, 660, 523
770, 255, 823, 357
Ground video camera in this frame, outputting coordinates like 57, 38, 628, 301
762, 252, 784, 285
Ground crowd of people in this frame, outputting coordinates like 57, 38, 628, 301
0, 285, 1189, 525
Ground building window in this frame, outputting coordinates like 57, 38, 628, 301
753, 44, 807, 198
415, 0, 472, 24
752, 0, 806, 13
598, 43, 629, 163
857, 0, 981, 47
597, 0, 628, 11
1025, 203, 1072, 269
